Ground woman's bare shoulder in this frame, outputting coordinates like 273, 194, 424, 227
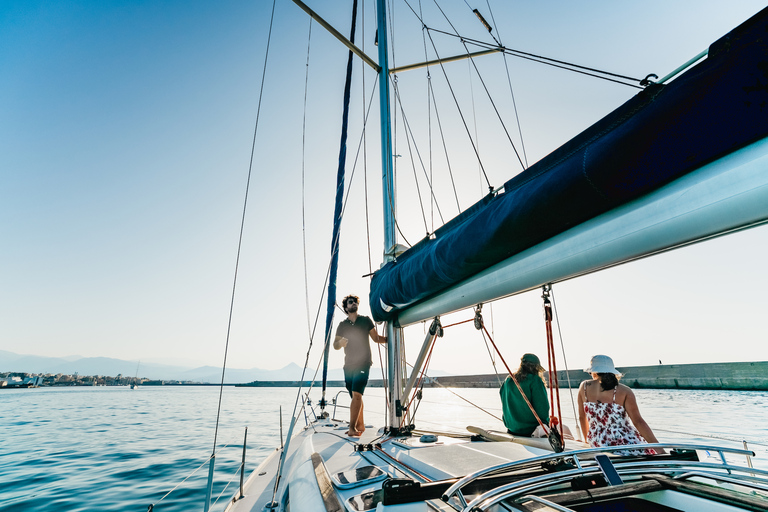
616, 383, 635, 401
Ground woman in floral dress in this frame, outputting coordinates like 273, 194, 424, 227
578, 355, 664, 455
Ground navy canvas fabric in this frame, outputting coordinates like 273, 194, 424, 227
370, 7, 768, 323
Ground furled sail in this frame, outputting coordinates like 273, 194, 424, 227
370, 7, 768, 324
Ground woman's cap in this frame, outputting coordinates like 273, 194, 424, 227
584, 354, 620, 374
521, 353, 540, 365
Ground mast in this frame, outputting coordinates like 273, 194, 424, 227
376, 0, 404, 433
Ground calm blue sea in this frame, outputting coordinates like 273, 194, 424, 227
1, 385, 766, 511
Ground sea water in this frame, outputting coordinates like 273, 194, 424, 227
1, 385, 766, 511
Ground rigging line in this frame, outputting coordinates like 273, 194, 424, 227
302, 19, 314, 340
648, 429, 768, 448
480, 328, 502, 386
300, 306, 343, 409
358, 12, 385, 418
400, 333, 439, 427
154, 454, 214, 505
321, 0, 360, 402
372, 0, 410, 252
292, 79, 381, 408
391, 81, 447, 226
428, 27, 646, 86
428, 80, 435, 232
430, 1, 567, 173
362, 0, 373, 277
481, 322, 550, 432
425, 0, 494, 191
461, 39, 527, 175
428, 78, 461, 212
402, 0, 462, 211
405, 362, 503, 421
387, 0, 397, 69
484, 0, 528, 167
279, 38, 374, 482
377, 342, 390, 411
466, 55, 484, 198
418, 0, 436, 230
402, 0, 641, 88
403, 336, 437, 426
393, 80, 430, 233
342, 80, 381, 226
549, 286, 581, 440
383, 155, 413, 248
424, 27, 493, 191
211, 0, 276, 454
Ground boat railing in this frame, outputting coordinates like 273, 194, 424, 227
461, 462, 768, 512
441, 443, 760, 511
331, 390, 346, 419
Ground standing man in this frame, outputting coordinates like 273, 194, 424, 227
333, 294, 387, 437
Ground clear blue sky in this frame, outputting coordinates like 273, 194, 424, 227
2, 0, 767, 375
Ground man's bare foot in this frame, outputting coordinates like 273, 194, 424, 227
346, 430, 362, 437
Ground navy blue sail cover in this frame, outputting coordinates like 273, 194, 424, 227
370, 7, 768, 323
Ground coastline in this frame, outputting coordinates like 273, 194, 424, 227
8, 361, 766, 390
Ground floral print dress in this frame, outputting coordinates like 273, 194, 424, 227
584, 387, 656, 455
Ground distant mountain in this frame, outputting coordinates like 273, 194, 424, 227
0, 350, 367, 383
0, 350, 449, 383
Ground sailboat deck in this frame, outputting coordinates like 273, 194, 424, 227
227, 418, 768, 512
384, 435, 551, 480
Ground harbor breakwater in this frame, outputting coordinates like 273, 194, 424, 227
426, 361, 768, 391
237, 361, 768, 390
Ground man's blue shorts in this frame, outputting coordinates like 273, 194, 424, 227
344, 366, 370, 397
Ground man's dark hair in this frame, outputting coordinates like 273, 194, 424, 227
342, 294, 359, 313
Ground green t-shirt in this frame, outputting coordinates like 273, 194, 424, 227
499, 374, 550, 436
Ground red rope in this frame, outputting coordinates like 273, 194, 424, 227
482, 325, 549, 433
441, 318, 475, 329
543, 296, 564, 439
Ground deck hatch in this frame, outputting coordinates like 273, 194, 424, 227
331, 465, 387, 489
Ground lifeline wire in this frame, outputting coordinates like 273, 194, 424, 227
212, 0, 276, 454
301, 19, 314, 341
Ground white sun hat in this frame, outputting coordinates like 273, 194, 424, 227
584, 354, 620, 374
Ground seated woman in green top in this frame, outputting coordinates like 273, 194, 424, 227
499, 353, 550, 436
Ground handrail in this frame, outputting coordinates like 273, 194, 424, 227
675, 470, 768, 492
460, 459, 768, 512
332, 390, 346, 419
517, 495, 575, 512
442, 443, 756, 507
